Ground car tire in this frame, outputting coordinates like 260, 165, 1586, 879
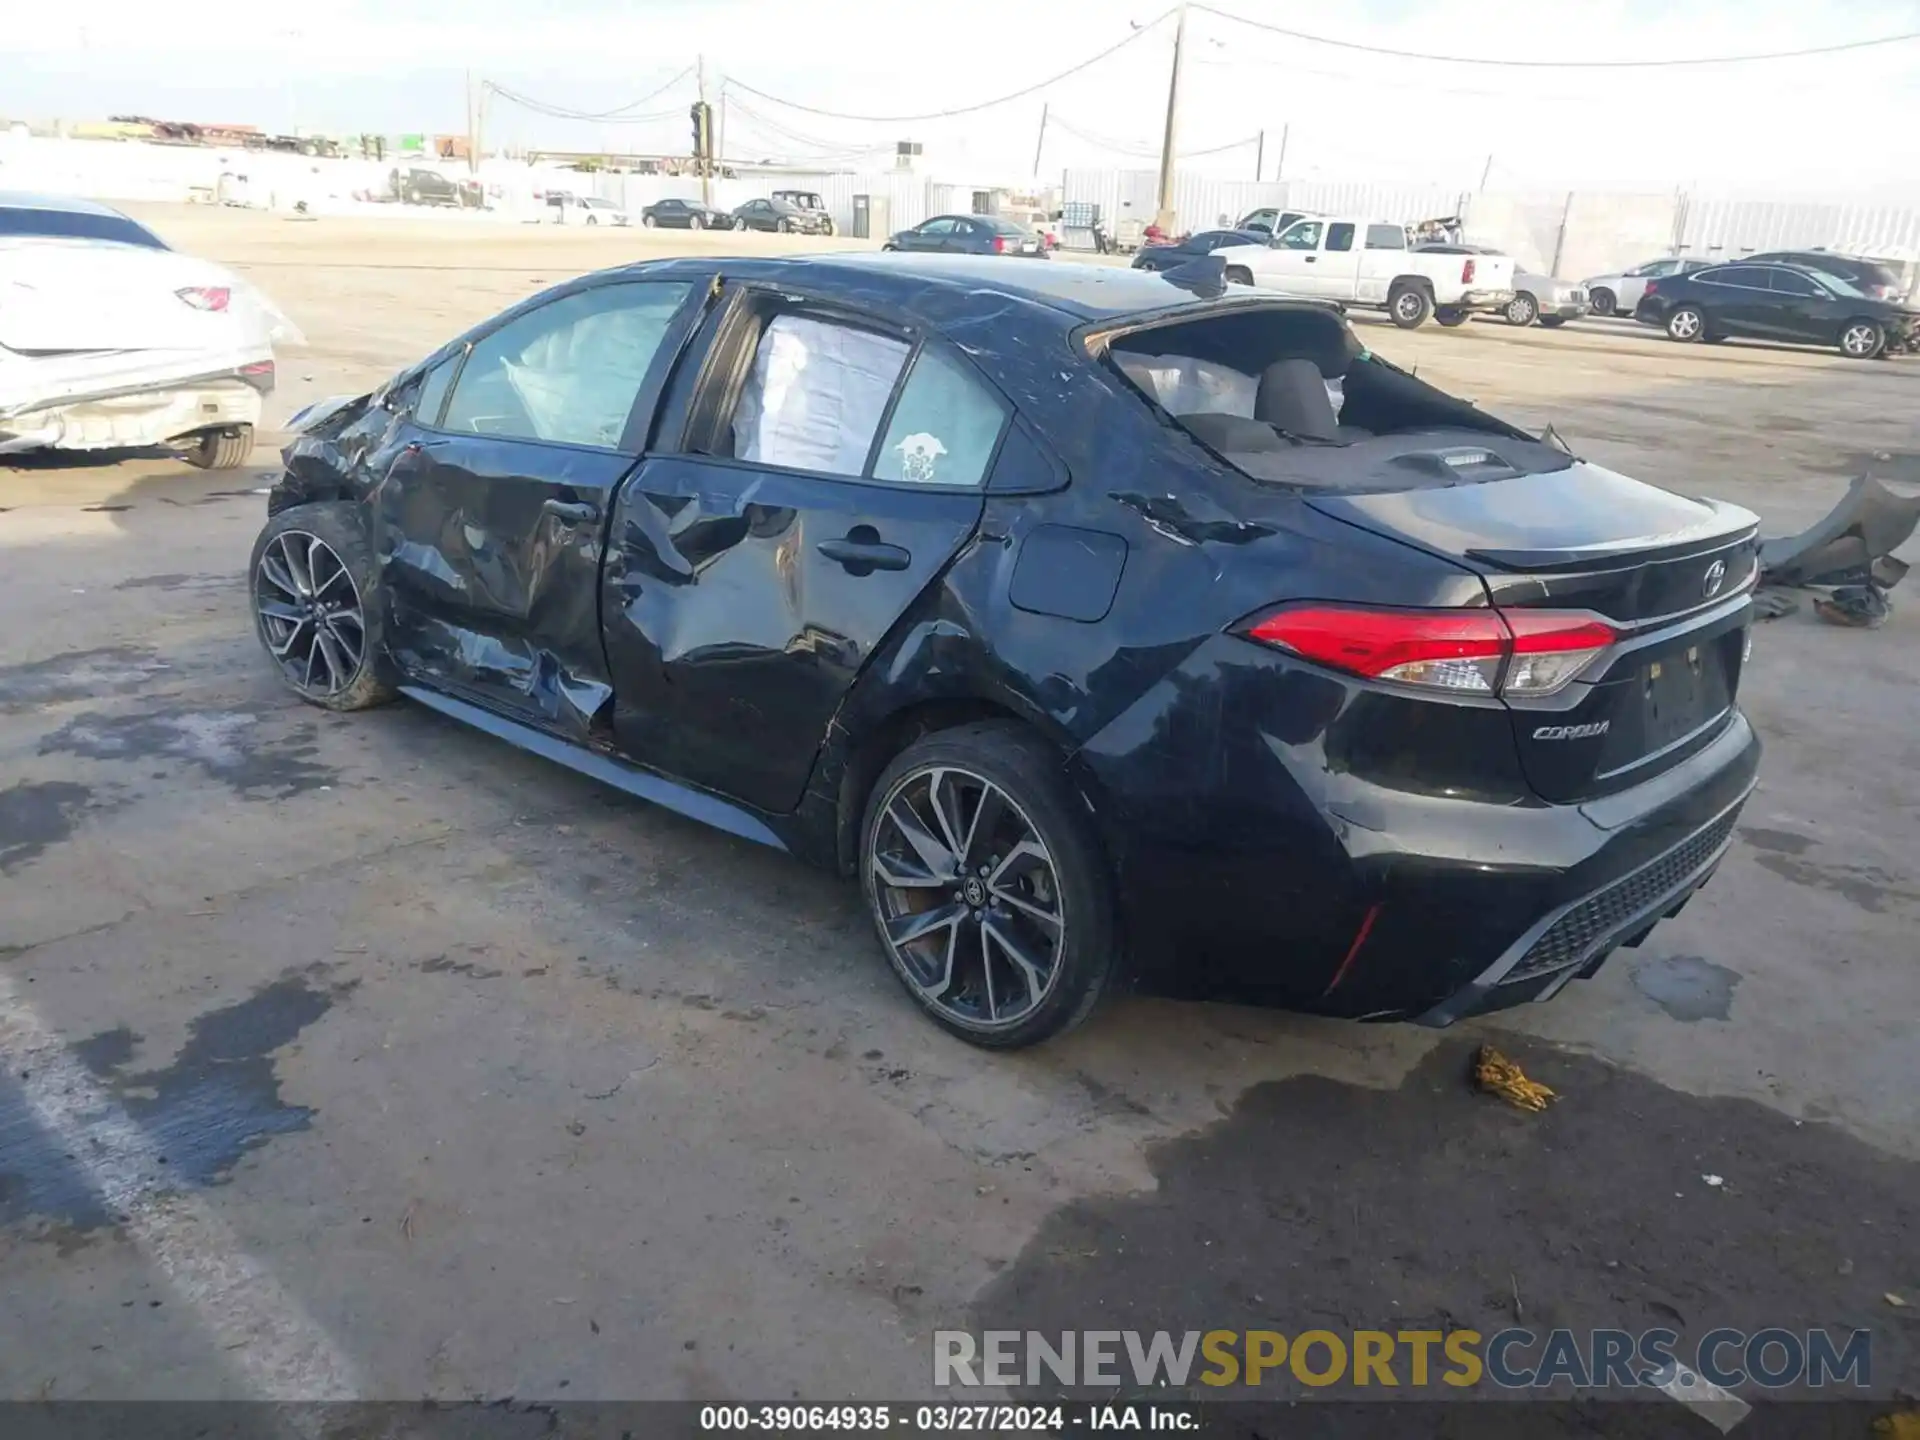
860, 721, 1116, 1050
1389, 284, 1433, 328
1537, 316, 1568, 328
182, 425, 254, 470
777, 218, 793, 233
1666, 306, 1706, 343
1224, 265, 1254, 287
640, 214, 656, 228
821, 220, 836, 236
1839, 320, 1885, 360
1434, 306, 1470, 328
882, 243, 898, 252
584, 214, 598, 226
688, 214, 703, 231
1505, 293, 1538, 326
1590, 287, 1617, 317
248, 502, 397, 713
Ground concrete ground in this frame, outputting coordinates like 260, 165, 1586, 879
2, 206, 1915, 1419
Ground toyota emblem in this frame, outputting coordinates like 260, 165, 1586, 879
1702, 559, 1727, 598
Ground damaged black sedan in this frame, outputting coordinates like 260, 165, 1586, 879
255, 255, 1761, 1048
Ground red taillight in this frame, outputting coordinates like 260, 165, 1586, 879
176, 286, 230, 311
992, 235, 1008, 253
1461, 258, 1476, 285
1242, 605, 1616, 697
1643, 280, 1660, 297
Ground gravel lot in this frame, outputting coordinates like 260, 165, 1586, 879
2, 206, 1915, 1419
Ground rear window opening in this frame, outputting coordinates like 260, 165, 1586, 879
1095, 303, 1572, 492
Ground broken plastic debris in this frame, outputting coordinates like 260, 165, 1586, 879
1812, 585, 1890, 628
1471, 1045, 1556, 1112
1702, 1174, 1724, 1187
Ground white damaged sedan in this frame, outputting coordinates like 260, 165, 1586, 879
0, 232, 300, 468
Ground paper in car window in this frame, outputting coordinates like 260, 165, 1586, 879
873, 347, 1009, 487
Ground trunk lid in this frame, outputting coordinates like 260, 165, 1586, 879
1308, 461, 1759, 804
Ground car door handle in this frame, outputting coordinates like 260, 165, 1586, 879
1304, 255, 1317, 263
542, 499, 597, 524
817, 535, 911, 572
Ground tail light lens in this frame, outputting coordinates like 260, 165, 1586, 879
176, 286, 230, 311
992, 236, 1008, 253
1461, 258, 1476, 285
1643, 280, 1660, 297
1241, 605, 1617, 698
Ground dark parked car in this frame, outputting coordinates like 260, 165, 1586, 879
771, 189, 835, 236
0, 191, 169, 248
1634, 261, 1920, 358
1132, 229, 1269, 272
640, 198, 732, 231
1743, 250, 1907, 302
393, 167, 479, 207
732, 198, 830, 235
257, 255, 1762, 1049
884, 215, 1047, 257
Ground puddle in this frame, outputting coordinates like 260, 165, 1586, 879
1631, 954, 1740, 1022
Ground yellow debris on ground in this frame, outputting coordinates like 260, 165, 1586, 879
1872, 1411, 1920, 1440
1472, 1044, 1558, 1113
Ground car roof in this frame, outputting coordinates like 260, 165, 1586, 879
0, 190, 133, 218
613, 252, 1342, 327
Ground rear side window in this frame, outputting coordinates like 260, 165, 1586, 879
1326, 223, 1356, 253
1365, 224, 1404, 250
0, 206, 168, 248
732, 314, 911, 474
872, 346, 1009, 487
1768, 269, 1822, 297
439, 281, 691, 448
1705, 266, 1768, 288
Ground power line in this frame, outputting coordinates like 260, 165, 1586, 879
723, 10, 1174, 122
1051, 112, 1259, 160
1196, 2, 1920, 68
485, 67, 695, 122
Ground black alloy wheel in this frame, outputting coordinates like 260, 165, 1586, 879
862, 724, 1114, 1048
249, 504, 394, 712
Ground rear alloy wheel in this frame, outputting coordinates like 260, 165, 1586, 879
249, 503, 395, 712
1839, 321, 1885, 360
1505, 292, 1538, 326
1666, 306, 1705, 343
640, 213, 656, 228
1590, 287, 1617, 317
182, 425, 254, 470
1390, 285, 1433, 328
1434, 306, 1470, 327
688, 214, 703, 231
862, 723, 1115, 1049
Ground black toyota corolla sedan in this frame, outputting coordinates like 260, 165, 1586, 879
258, 255, 1761, 1048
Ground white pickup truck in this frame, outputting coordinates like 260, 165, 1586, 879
1213, 217, 1516, 329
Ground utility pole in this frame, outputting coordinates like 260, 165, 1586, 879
464, 70, 479, 174
717, 89, 727, 170
1153, 2, 1187, 233
1032, 102, 1049, 181
1254, 129, 1264, 182
1274, 122, 1288, 183
697, 54, 711, 206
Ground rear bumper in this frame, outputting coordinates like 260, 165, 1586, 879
1544, 300, 1592, 319
0, 376, 264, 454
1457, 288, 1516, 311
1074, 634, 1762, 1021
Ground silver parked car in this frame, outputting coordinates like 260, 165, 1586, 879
1415, 244, 1588, 327
1582, 257, 1715, 317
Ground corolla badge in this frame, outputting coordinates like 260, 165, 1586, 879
1533, 721, 1610, 740
1702, 558, 1727, 597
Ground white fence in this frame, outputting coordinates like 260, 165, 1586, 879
1060, 165, 1920, 282
7, 133, 1919, 283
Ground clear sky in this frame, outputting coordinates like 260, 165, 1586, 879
8, 0, 1920, 196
